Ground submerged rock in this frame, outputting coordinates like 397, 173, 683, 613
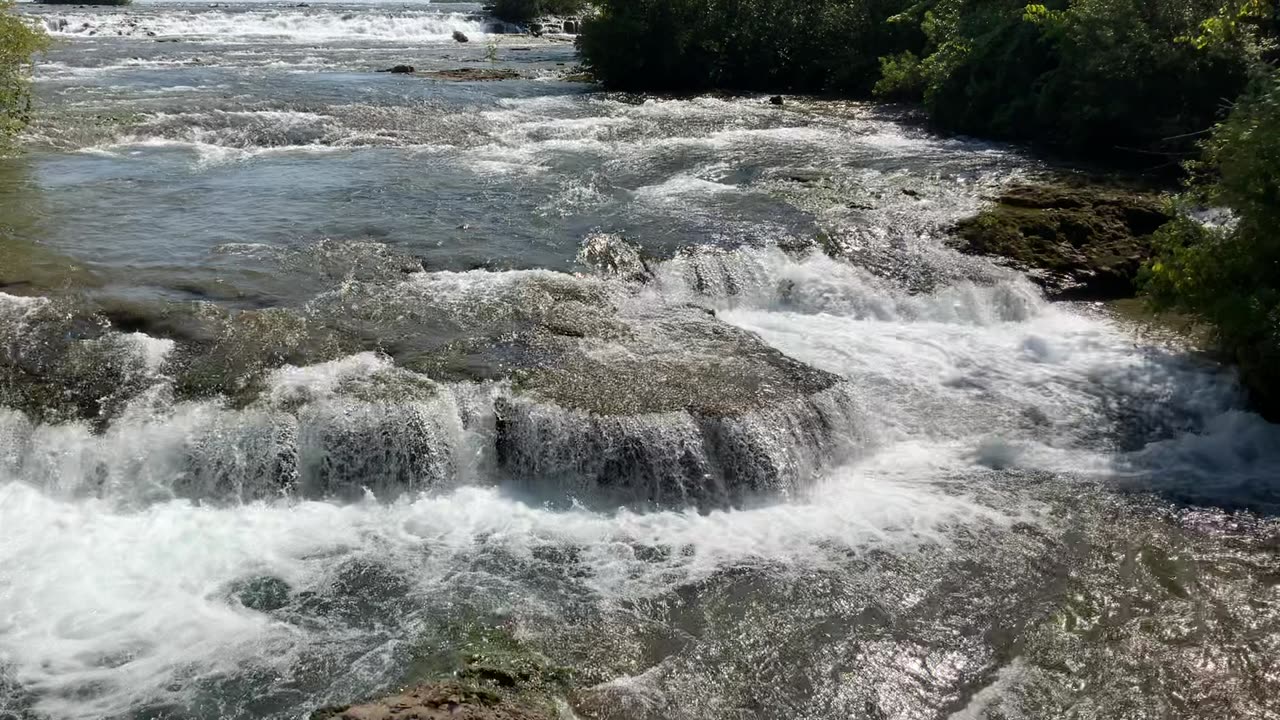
229, 575, 291, 613
951, 182, 1171, 300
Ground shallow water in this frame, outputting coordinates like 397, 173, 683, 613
2, 2, 1279, 719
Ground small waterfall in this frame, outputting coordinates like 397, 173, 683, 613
495, 385, 865, 509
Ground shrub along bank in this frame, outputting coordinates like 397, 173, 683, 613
0, 0, 47, 149
579, 0, 1275, 161
1144, 73, 1280, 419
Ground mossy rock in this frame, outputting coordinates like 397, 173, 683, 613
313, 620, 570, 720
951, 182, 1171, 300
309, 682, 551, 720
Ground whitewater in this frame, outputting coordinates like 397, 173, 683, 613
2, 3, 1278, 719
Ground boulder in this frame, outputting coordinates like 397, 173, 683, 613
380, 65, 415, 74
950, 181, 1171, 300
453, 30, 470, 43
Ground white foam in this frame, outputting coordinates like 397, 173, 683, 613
43, 9, 491, 44
0, 446, 1016, 719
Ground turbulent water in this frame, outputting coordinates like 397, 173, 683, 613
2, 2, 1279, 719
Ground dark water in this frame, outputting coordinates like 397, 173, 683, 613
1, 2, 1278, 719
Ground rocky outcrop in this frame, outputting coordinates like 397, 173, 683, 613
950, 182, 1171, 300
313, 621, 569, 720
422, 68, 521, 81
311, 683, 551, 720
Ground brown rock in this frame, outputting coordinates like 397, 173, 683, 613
311, 683, 552, 720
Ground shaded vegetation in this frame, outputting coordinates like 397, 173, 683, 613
578, 0, 922, 94
882, 0, 1275, 161
487, 0, 588, 24
1145, 71, 1280, 418
580, 0, 1276, 161
0, 0, 47, 149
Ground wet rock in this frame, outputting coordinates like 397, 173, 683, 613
317, 620, 568, 720
495, 303, 857, 509
311, 682, 551, 720
453, 30, 470, 43
379, 65, 416, 74
951, 181, 1171, 300
562, 19, 578, 34
769, 95, 784, 106
575, 233, 652, 283
422, 68, 521, 82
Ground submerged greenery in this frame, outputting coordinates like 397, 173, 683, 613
1145, 71, 1280, 417
0, 0, 47, 149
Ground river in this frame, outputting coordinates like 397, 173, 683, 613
1, 2, 1278, 719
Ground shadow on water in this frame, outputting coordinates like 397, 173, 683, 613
1093, 342, 1280, 515
0, 159, 97, 296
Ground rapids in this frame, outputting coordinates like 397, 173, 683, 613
1, 2, 1278, 719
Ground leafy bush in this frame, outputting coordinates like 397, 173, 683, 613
1144, 71, 1280, 416
0, 0, 47, 149
578, 0, 922, 94
487, 0, 587, 24
886, 0, 1273, 160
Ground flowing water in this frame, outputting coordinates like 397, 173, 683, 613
2, 2, 1279, 719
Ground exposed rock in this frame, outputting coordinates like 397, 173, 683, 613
453, 30, 470, 43
951, 182, 1171, 300
562, 19, 579, 34
310, 683, 551, 720
379, 65, 415, 74
316, 620, 569, 720
421, 68, 521, 82
769, 95, 784, 106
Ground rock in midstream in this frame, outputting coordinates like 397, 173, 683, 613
2, 254, 860, 508
496, 304, 859, 508
312, 683, 552, 720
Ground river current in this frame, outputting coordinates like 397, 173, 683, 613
1, 2, 1279, 719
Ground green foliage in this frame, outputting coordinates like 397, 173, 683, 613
895, 0, 1273, 159
1145, 71, 1280, 414
0, 0, 47, 150
487, 0, 587, 24
578, 0, 923, 94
